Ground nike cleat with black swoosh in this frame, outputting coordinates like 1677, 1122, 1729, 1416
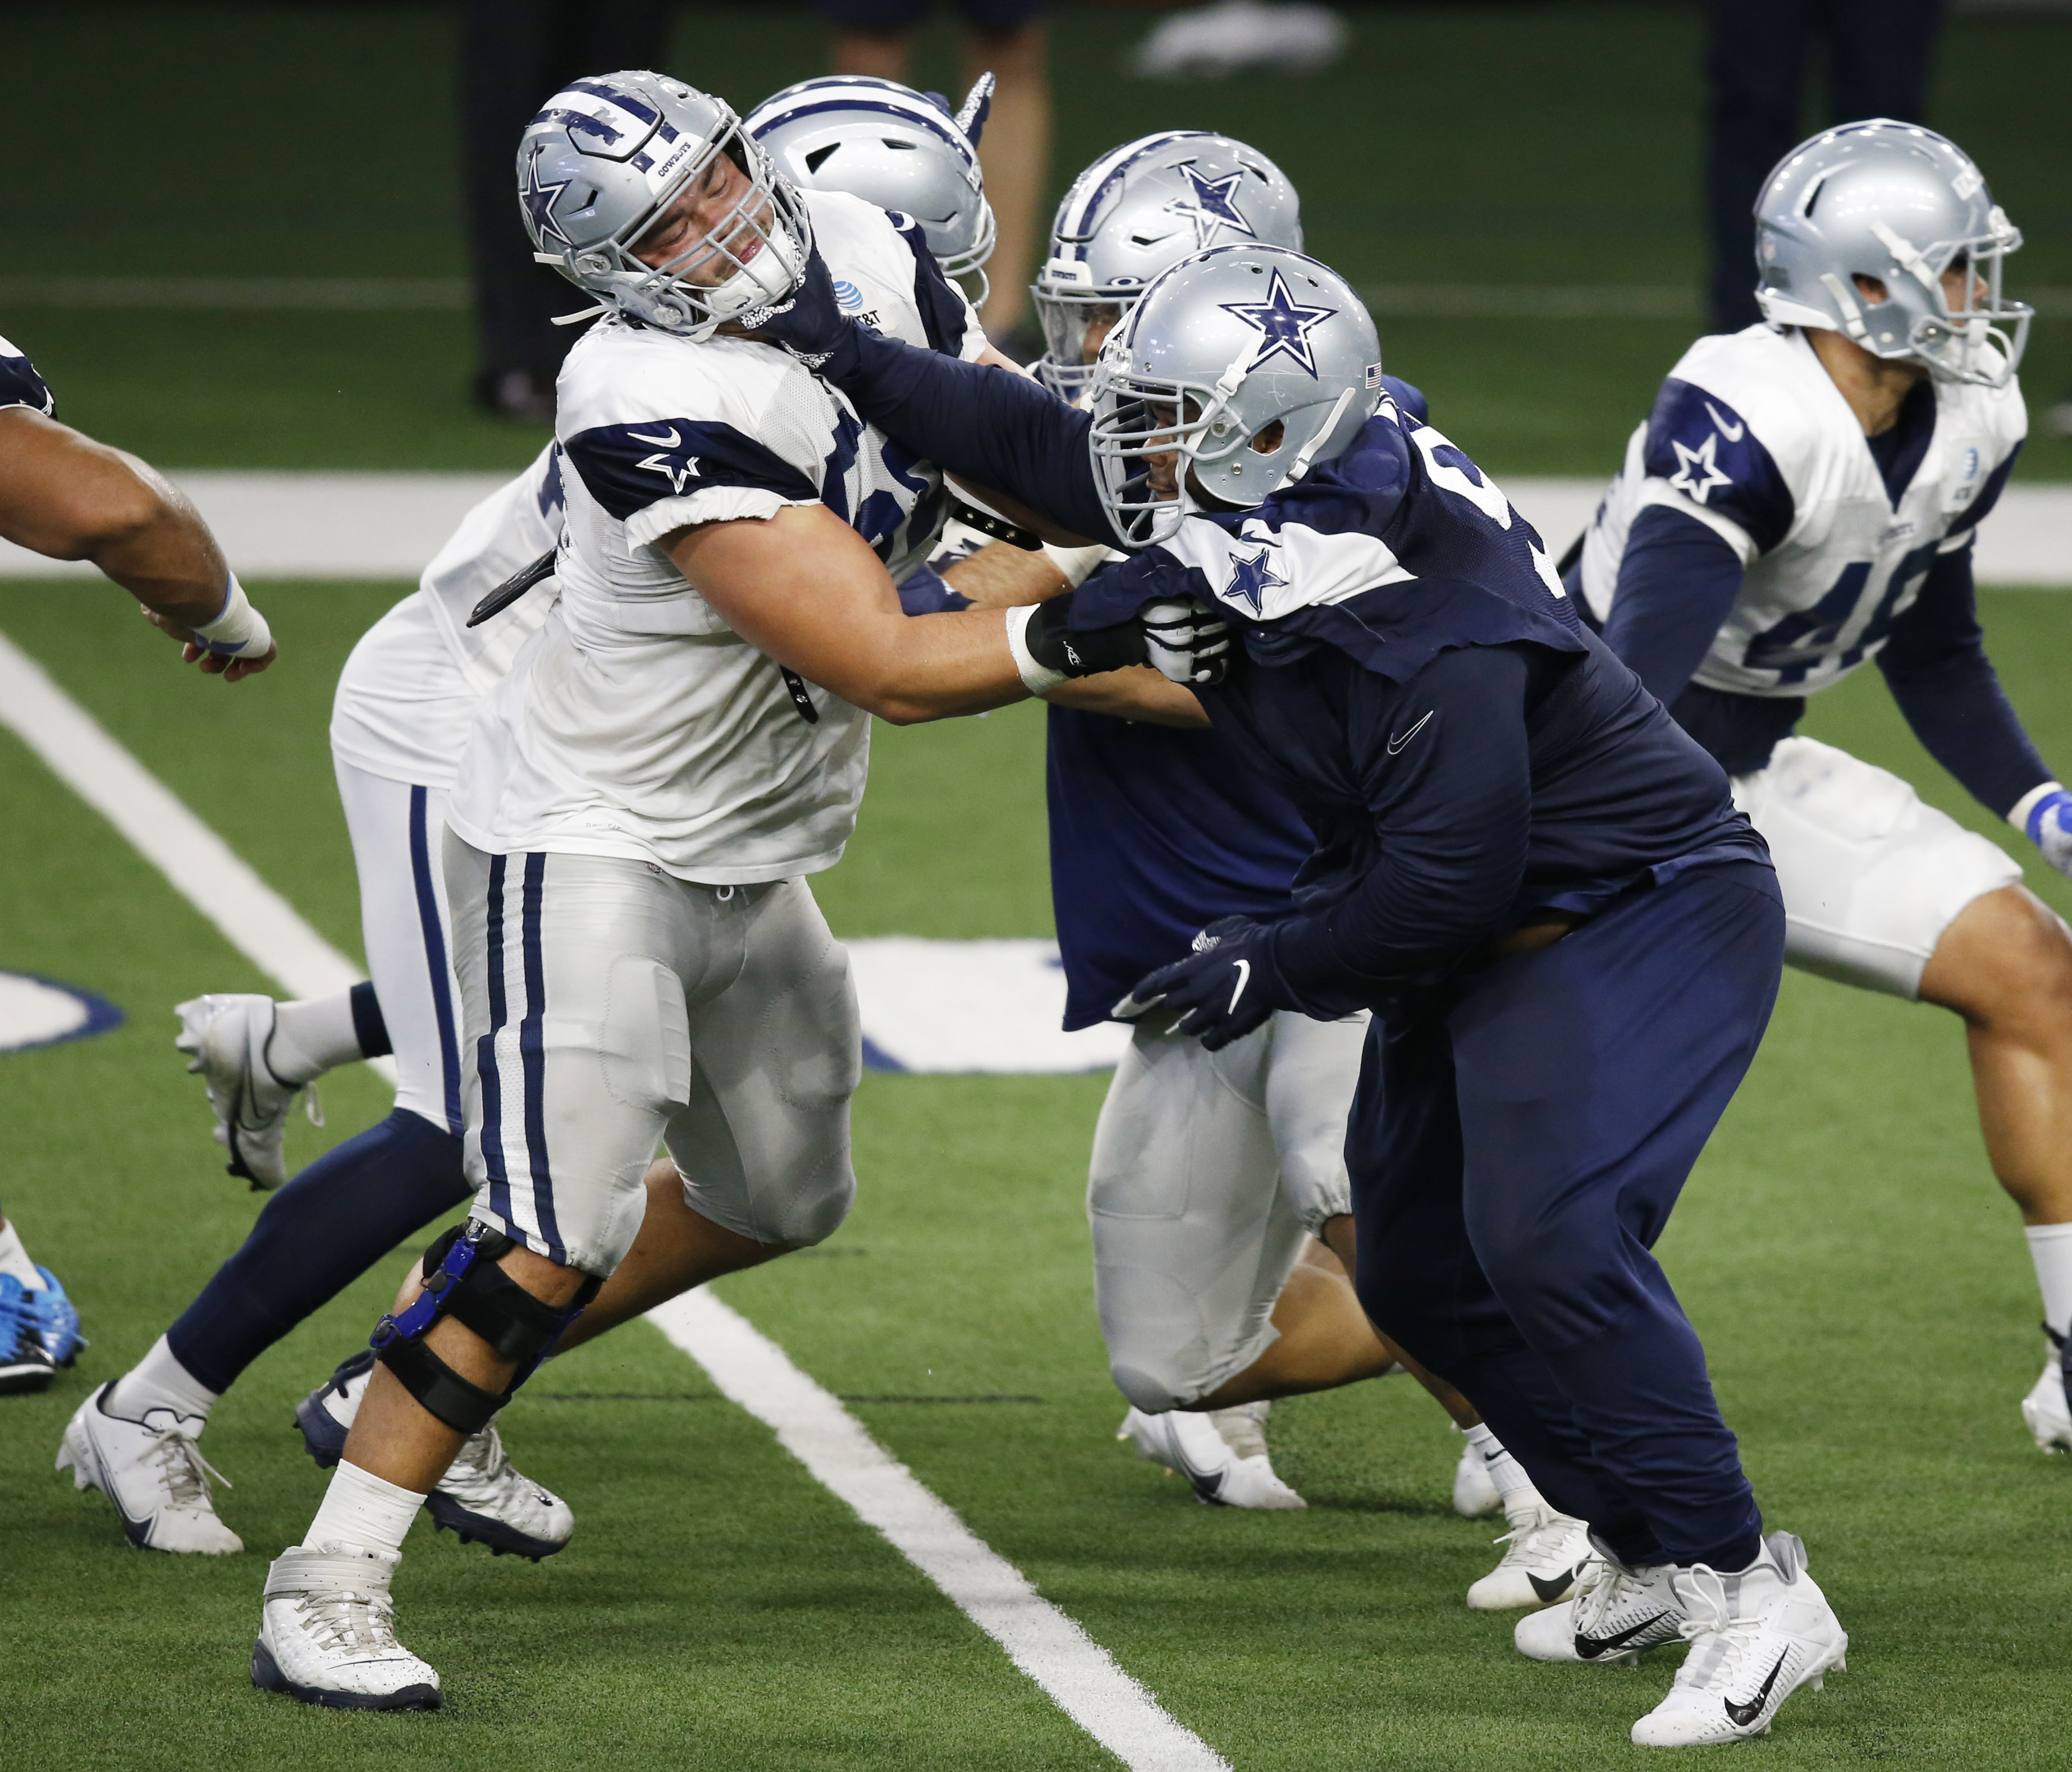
1118, 1405, 1305, 1509
1515, 1545, 1686, 1664
1466, 1501, 1590, 1610
1630, 1531, 1846, 1747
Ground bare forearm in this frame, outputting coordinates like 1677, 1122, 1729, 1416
941, 542, 1070, 609
1044, 665, 1207, 727
847, 606, 1031, 724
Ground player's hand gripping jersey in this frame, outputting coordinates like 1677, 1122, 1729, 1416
447, 189, 985, 883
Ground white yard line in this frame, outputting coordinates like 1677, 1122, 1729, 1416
0, 623, 1219, 1771
648, 1290, 1229, 1772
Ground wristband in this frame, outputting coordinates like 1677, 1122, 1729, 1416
1041, 542, 1115, 589
2010, 780, 2068, 841
1004, 604, 1067, 694
193, 573, 272, 657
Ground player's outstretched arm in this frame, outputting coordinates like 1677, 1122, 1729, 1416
0, 407, 275, 679
670, 503, 1146, 725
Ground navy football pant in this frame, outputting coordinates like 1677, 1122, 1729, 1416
166, 1108, 470, 1396
1350, 861, 1785, 1570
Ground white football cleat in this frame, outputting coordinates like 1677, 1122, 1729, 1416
175, 992, 319, 1191
295, 1352, 573, 1559
2021, 1353, 2072, 1453
1119, 1405, 1306, 1509
1630, 1531, 1846, 1747
1453, 1431, 1502, 1518
251, 1542, 441, 1710
1515, 1546, 1687, 1664
1466, 1502, 1591, 1610
57, 1382, 242, 1554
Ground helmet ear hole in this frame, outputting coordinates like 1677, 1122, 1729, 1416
1249, 420, 1286, 455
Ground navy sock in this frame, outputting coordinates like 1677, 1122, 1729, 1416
166, 1108, 470, 1395
349, 981, 392, 1060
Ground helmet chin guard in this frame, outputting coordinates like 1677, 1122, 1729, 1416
1087, 245, 1380, 548
518, 71, 812, 341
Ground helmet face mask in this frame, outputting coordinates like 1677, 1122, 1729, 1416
1753, 118, 2031, 388
520, 72, 813, 340
1087, 246, 1380, 548
745, 75, 996, 306
1034, 132, 1303, 401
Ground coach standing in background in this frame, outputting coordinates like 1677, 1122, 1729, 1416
825, 0, 1050, 351
1704, 0, 1945, 334
460, 1, 674, 420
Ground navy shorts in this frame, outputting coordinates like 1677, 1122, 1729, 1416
817, 0, 1043, 33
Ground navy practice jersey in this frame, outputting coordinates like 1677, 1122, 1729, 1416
1046, 373, 1432, 1029
0, 335, 54, 415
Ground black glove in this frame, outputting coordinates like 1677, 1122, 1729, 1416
739, 247, 863, 378
1113, 916, 1282, 1051
1022, 594, 1150, 678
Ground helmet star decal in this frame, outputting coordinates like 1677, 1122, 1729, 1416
1167, 164, 1255, 249
520, 146, 577, 249
1223, 544, 1288, 613
1219, 269, 1337, 376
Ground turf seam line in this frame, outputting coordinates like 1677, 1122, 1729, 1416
648, 1289, 1232, 1772
0, 627, 398, 1084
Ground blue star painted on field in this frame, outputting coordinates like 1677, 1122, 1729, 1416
1224, 546, 1287, 613
1168, 164, 1255, 249
520, 146, 576, 248
1219, 269, 1336, 377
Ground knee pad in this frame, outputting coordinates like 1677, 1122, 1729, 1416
369, 1220, 600, 1435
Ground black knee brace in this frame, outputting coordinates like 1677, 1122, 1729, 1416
369, 1220, 600, 1435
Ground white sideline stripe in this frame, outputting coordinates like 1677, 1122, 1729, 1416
0, 628, 397, 1084
3, 469, 2064, 584
647, 1289, 1229, 1772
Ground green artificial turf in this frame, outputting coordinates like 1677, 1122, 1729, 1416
10, 2, 2071, 479
4, 581, 2072, 1767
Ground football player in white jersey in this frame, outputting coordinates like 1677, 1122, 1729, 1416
1577, 120, 2072, 1448
249, 72, 1196, 1710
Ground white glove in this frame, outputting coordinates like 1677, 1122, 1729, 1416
2012, 781, 2072, 878
1140, 598, 1233, 688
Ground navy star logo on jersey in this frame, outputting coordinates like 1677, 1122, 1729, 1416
1219, 271, 1335, 377
1667, 432, 1734, 505
1167, 165, 1255, 249
521, 147, 577, 248
1223, 545, 1287, 613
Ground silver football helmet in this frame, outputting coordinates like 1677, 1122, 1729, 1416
1087, 244, 1382, 548
518, 71, 812, 340
1033, 132, 1302, 399
1753, 118, 2030, 387
746, 75, 996, 303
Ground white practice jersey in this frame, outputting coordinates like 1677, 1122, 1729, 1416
330, 445, 566, 789
1579, 324, 2025, 699
447, 187, 986, 884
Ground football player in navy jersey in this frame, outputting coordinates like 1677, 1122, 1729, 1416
1578, 121, 2072, 1456
0, 333, 275, 1396
895, 133, 1592, 1615
748, 240, 1853, 1746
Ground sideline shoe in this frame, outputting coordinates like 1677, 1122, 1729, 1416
176, 992, 318, 1191
1453, 1431, 1502, 1518
1467, 1503, 1590, 1610
298, 1352, 573, 1559
252, 1542, 441, 1710
0, 1276, 57, 1395
1630, 1531, 1846, 1747
1119, 1405, 1306, 1509
57, 1382, 243, 1553
2021, 1337, 2072, 1452
25, 1267, 84, 1367
1516, 1546, 1687, 1665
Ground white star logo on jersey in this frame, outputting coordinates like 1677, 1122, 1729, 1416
1167, 166, 1256, 249
520, 148, 577, 249
1668, 432, 1734, 505
1219, 271, 1337, 377
638, 450, 702, 494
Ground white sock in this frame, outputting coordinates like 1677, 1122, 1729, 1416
107, 1334, 219, 1425
0, 1220, 45, 1289
2027, 1222, 2072, 1341
1466, 1421, 1546, 1520
305, 1459, 426, 1559
268, 990, 364, 1087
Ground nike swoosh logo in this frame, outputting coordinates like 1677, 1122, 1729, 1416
1723, 1650, 1791, 1727
1387, 709, 1433, 755
1574, 1611, 1672, 1659
1703, 401, 1744, 442
628, 425, 681, 448
1528, 1564, 1581, 1603
1227, 959, 1251, 1013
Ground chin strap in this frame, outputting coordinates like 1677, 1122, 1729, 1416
1283, 386, 1359, 489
